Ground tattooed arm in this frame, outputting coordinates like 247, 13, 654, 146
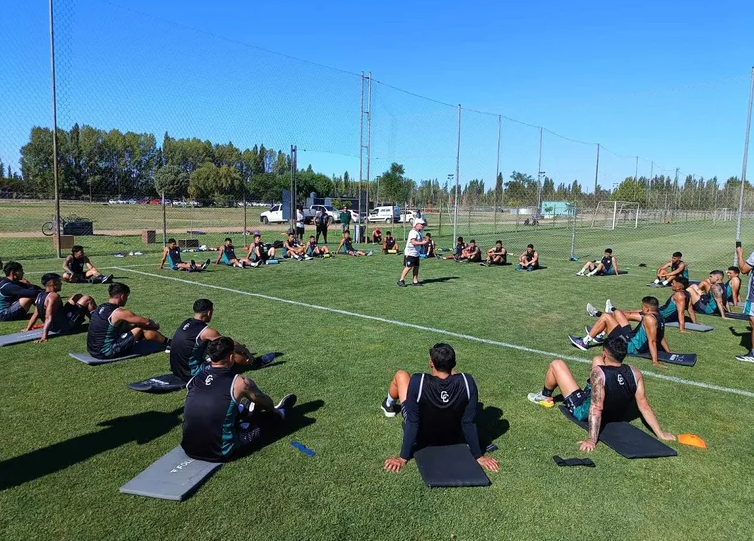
579, 366, 605, 452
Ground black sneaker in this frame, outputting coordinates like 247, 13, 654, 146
381, 398, 399, 418
254, 352, 277, 368
200, 259, 210, 271
102, 274, 114, 284
275, 393, 298, 419
411, 281, 423, 286
397, 280, 407, 287
480, 261, 490, 267
190, 259, 196, 269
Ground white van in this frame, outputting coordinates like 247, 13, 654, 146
368, 205, 400, 223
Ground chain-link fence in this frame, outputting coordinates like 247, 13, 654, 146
0, 0, 752, 263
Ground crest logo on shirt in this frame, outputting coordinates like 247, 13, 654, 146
205, 375, 214, 385
440, 390, 449, 403
617, 374, 625, 386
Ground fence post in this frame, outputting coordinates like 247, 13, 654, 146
162, 191, 167, 247
468, 206, 472, 236
438, 201, 443, 238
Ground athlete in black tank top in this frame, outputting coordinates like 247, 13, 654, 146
596, 364, 637, 421
170, 318, 209, 381
87, 302, 123, 356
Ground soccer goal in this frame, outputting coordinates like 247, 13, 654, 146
713, 207, 732, 224
590, 201, 640, 230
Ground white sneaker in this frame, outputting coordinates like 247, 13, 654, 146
587, 270, 597, 277
662, 280, 669, 286
586, 303, 599, 317
576, 271, 584, 276
653, 278, 661, 284
735, 354, 754, 363
304, 255, 313, 260
527, 392, 554, 407
605, 299, 614, 314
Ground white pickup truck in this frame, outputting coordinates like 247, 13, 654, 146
259, 204, 286, 224
302, 204, 339, 224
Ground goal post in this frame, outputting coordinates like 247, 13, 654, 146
591, 201, 640, 230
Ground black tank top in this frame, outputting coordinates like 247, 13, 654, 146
601, 256, 613, 270
170, 318, 209, 381
632, 313, 665, 344
67, 255, 86, 275
34, 291, 66, 331
598, 364, 638, 421
386, 237, 396, 249
224, 245, 236, 260
87, 302, 124, 356
181, 365, 239, 462
524, 251, 535, 262
168, 246, 182, 266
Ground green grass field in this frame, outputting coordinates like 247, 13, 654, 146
2, 224, 754, 541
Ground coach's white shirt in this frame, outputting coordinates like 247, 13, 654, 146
404, 228, 422, 257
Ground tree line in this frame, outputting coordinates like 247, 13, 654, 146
1, 123, 749, 210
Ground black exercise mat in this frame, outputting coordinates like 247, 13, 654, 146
559, 406, 677, 459
128, 373, 187, 393
414, 444, 491, 487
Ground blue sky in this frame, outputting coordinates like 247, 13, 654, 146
1, 0, 752, 191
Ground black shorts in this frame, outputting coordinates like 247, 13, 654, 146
404, 255, 420, 269
0, 301, 27, 322
51, 303, 88, 333
107, 331, 136, 358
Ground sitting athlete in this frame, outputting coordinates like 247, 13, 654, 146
446, 237, 467, 260
589, 277, 697, 333
481, 240, 507, 266
527, 336, 675, 451
247, 233, 276, 266
0, 261, 42, 321
517, 244, 540, 271
283, 232, 305, 260
304, 236, 330, 258
159, 238, 209, 272
63, 246, 112, 284
382, 231, 399, 253
216, 237, 249, 268
372, 227, 382, 244
458, 239, 482, 263
181, 336, 297, 463
23, 273, 96, 343
86, 282, 169, 360
337, 231, 370, 256
725, 266, 741, 309
654, 251, 688, 286
687, 270, 727, 318
577, 248, 618, 277
570, 296, 670, 367
381, 343, 499, 473
423, 233, 437, 258
170, 299, 260, 382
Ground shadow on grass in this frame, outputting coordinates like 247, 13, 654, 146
476, 404, 510, 449
729, 326, 752, 351
0, 407, 184, 491
235, 399, 324, 459
420, 276, 460, 285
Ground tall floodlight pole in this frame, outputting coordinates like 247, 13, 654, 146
494, 115, 502, 230
634, 156, 639, 182
358, 72, 364, 235
290, 145, 297, 231
537, 127, 543, 214
453, 104, 461, 243
593, 143, 600, 204
49, 0, 61, 257
365, 72, 372, 239
735, 66, 754, 264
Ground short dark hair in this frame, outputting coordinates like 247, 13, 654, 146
604, 336, 627, 363
3, 261, 22, 276
496, 240, 502, 244
527, 244, 534, 249
386, 231, 392, 235
309, 235, 315, 239
168, 238, 177, 244
710, 270, 724, 279
108, 282, 130, 297
206, 336, 235, 362
225, 237, 232, 243
288, 232, 294, 237
457, 237, 464, 243
41, 272, 62, 286
429, 343, 456, 373
470, 239, 476, 244
193, 298, 213, 314
71, 245, 84, 254
641, 296, 659, 309
672, 251, 682, 258
675, 276, 689, 288
604, 248, 612, 254
729, 266, 740, 273
425, 233, 432, 238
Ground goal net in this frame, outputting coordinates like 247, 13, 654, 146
590, 201, 640, 230
713, 207, 732, 223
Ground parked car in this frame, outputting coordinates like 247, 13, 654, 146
399, 209, 426, 225
303, 204, 339, 224
259, 204, 287, 224
367, 205, 400, 223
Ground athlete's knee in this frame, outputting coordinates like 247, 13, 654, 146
69, 293, 83, 304
591, 355, 604, 367
393, 369, 410, 383
131, 327, 144, 339
549, 358, 568, 372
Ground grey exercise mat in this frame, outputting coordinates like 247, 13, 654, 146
559, 406, 677, 459
414, 444, 490, 487
119, 445, 222, 500
128, 373, 187, 393
0, 329, 60, 347
581, 328, 697, 366
70, 340, 166, 365
664, 321, 714, 332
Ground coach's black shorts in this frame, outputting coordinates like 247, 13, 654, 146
404, 256, 420, 269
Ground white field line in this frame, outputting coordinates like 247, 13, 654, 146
115, 267, 754, 399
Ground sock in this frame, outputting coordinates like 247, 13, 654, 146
583, 334, 593, 344
541, 388, 553, 398
662, 280, 669, 286
654, 278, 660, 284
385, 394, 395, 406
